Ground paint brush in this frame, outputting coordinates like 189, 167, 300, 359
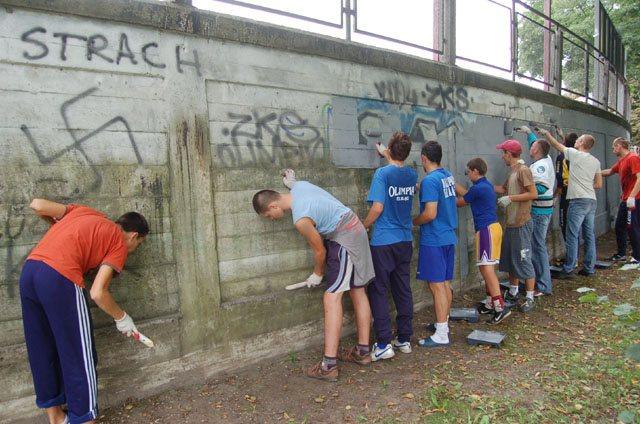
132, 331, 155, 348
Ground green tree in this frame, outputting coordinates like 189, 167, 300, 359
517, 0, 639, 139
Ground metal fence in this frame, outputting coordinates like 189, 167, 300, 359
188, 0, 629, 119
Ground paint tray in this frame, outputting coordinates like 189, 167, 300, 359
549, 265, 563, 273
449, 308, 479, 323
595, 260, 612, 269
467, 330, 506, 347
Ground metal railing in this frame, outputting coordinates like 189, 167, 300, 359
188, 0, 629, 119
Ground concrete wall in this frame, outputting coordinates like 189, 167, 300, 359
0, 0, 630, 420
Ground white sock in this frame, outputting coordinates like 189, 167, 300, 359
484, 296, 492, 307
432, 322, 449, 343
509, 285, 519, 296
526, 291, 534, 300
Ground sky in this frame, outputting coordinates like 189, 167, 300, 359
189, 0, 544, 89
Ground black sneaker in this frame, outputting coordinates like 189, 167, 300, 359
553, 271, 574, 280
519, 297, 535, 313
503, 290, 519, 306
577, 269, 595, 277
477, 303, 494, 315
608, 253, 627, 262
488, 308, 511, 324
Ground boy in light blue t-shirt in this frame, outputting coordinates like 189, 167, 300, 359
413, 141, 457, 347
362, 132, 418, 361
252, 173, 374, 382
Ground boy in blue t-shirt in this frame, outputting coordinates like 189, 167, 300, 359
363, 132, 418, 361
413, 141, 457, 347
455, 158, 510, 325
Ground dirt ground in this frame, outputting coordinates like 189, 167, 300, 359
93, 232, 639, 423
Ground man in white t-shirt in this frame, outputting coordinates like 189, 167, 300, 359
538, 129, 602, 278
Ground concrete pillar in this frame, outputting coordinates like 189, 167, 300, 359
343, 0, 352, 41
542, 0, 553, 91
593, 0, 606, 108
442, 0, 456, 66
165, 48, 222, 353
553, 27, 563, 95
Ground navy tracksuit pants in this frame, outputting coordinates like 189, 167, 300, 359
20, 260, 98, 424
615, 201, 640, 260
367, 242, 414, 346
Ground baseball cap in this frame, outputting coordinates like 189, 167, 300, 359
496, 139, 522, 154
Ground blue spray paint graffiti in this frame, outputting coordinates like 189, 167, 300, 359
357, 98, 467, 146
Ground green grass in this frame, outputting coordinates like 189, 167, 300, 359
409, 286, 640, 423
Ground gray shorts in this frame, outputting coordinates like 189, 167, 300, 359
498, 220, 535, 280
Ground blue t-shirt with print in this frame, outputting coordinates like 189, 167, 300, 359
367, 164, 418, 246
462, 177, 498, 231
291, 181, 350, 235
419, 168, 458, 246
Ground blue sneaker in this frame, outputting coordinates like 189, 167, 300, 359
370, 342, 395, 362
418, 336, 450, 348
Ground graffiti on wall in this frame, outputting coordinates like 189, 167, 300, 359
374, 79, 470, 111
20, 26, 201, 75
215, 109, 327, 168
357, 99, 467, 147
2, 87, 163, 298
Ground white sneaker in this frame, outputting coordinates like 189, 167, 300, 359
392, 338, 412, 354
370, 342, 395, 362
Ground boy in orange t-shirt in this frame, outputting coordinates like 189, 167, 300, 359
20, 199, 148, 424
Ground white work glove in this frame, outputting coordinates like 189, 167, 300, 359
285, 273, 323, 290
497, 196, 512, 208
518, 125, 531, 134
304, 273, 323, 288
376, 142, 388, 158
627, 197, 636, 210
115, 312, 138, 337
281, 168, 297, 189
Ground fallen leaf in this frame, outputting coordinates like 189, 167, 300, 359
578, 292, 598, 303
314, 396, 325, 403
345, 405, 351, 410
125, 404, 133, 411
402, 393, 415, 399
